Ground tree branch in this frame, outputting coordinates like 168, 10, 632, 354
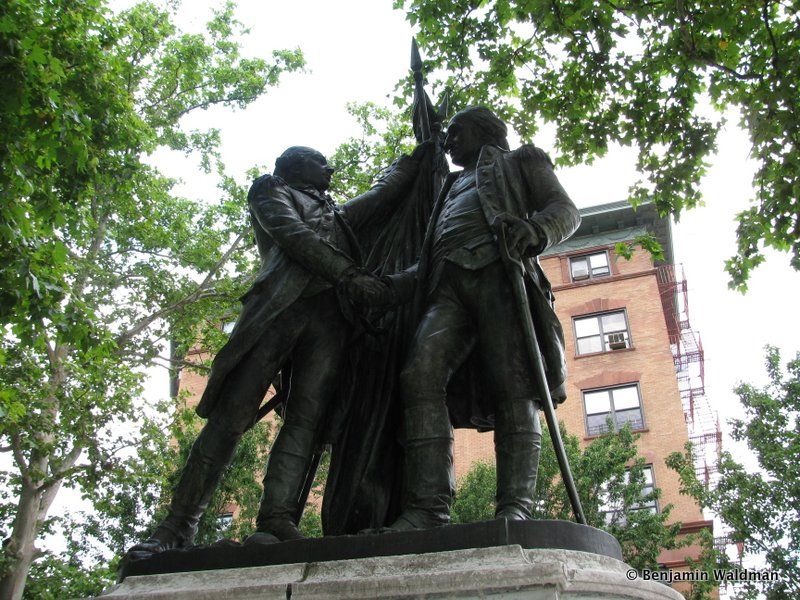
761, 0, 781, 75
72, 199, 111, 299
10, 433, 32, 484
172, 93, 257, 120
115, 228, 247, 347
42, 439, 140, 492
169, 64, 282, 121
144, 60, 185, 112
145, 353, 212, 373
102, 247, 178, 261
48, 444, 83, 482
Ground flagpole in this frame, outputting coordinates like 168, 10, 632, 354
411, 38, 431, 142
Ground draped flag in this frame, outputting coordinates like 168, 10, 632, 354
322, 42, 449, 534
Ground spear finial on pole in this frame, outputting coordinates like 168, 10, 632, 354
411, 37, 431, 141
410, 37, 423, 73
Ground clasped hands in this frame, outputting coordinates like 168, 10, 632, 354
343, 269, 397, 307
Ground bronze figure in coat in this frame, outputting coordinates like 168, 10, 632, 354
388, 106, 581, 530
130, 143, 427, 554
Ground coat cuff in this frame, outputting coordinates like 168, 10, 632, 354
525, 219, 549, 256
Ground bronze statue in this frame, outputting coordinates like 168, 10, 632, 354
130, 143, 428, 554
386, 106, 581, 530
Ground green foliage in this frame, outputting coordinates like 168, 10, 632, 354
0, 0, 303, 596
21, 552, 113, 600
667, 346, 800, 598
297, 447, 330, 538
680, 527, 721, 600
328, 102, 416, 201
452, 423, 685, 572
13, 403, 275, 595
451, 461, 496, 524
395, 0, 800, 290
299, 505, 323, 539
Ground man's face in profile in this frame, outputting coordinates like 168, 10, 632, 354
295, 151, 335, 192
444, 117, 485, 167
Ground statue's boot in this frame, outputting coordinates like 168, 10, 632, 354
252, 423, 315, 542
129, 420, 239, 554
389, 403, 455, 531
494, 399, 541, 521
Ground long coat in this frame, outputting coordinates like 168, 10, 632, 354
413, 143, 581, 428
196, 157, 419, 419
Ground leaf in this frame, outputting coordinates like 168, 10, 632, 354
52, 241, 68, 264
29, 45, 48, 64
28, 272, 41, 297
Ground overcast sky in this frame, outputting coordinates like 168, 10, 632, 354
148, 0, 800, 437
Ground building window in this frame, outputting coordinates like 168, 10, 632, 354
574, 310, 631, 355
570, 251, 610, 281
601, 466, 658, 524
583, 384, 644, 435
217, 512, 233, 530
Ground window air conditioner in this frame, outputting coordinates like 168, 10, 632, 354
607, 332, 627, 350
572, 266, 589, 280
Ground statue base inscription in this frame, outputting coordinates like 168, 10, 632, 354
102, 544, 683, 599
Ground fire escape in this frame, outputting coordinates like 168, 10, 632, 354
657, 264, 722, 486
657, 265, 742, 584
658, 265, 743, 597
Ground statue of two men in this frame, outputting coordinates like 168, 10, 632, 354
131, 106, 579, 555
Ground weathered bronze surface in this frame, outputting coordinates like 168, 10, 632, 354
126, 44, 587, 570
119, 519, 621, 582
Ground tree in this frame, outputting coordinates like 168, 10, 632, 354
0, 0, 304, 596
394, 0, 799, 290
6, 402, 275, 598
451, 423, 687, 573
667, 346, 800, 599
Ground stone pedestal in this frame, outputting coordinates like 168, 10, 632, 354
105, 521, 681, 599
101, 546, 683, 599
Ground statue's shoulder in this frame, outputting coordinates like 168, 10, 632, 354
512, 144, 554, 168
248, 174, 290, 202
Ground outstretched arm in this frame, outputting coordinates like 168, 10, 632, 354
341, 141, 433, 231
249, 176, 393, 305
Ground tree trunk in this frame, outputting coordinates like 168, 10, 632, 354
1, 343, 65, 599
0, 481, 44, 600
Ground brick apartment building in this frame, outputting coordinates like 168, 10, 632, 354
177, 199, 721, 579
